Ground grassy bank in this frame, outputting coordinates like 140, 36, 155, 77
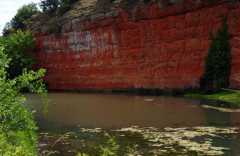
184, 89, 240, 108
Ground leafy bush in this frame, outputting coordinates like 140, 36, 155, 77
40, 0, 59, 14
3, 3, 39, 35
12, 3, 39, 30
201, 18, 231, 92
40, 0, 77, 15
0, 31, 35, 79
58, 0, 78, 15
0, 45, 47, 156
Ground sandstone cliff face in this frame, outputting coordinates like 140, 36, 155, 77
34, 0, 240, 90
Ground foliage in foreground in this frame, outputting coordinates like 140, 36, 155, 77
0, 45, 47, 155
76, 135, 120, 156
41, 132, 139, 156
40, 126, 238, 156
0, 31, 36, 79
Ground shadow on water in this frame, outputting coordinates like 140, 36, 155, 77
25, 93, 240, 156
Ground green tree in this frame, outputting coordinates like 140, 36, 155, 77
11, 3, 39, 30
0, 31, 35, 78
2, 22, 14, 36
40, 0, 77, 15
3, 3, 39, 35
40, 0, 59, 14
58, 0, 78, 15
201, 18, 231, 92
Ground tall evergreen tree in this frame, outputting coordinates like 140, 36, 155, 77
202, 18, 231, 92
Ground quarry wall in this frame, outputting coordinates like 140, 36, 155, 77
35, 1, 240, 91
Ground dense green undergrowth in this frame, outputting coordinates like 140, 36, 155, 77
0, 36, 47, 155
184, 89, 240, 108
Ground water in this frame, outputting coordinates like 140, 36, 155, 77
26, 93, 240, 156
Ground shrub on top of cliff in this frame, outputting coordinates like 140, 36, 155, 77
58, 0, 78, 15
201, 17, 231, 92
0, 31, 36, 79
40, 0, 59, 14
40, 0, 77, 15
3, 3, 39, 36
143, 0, 151, 4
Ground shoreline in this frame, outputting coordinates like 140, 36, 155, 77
27, 88, 240, 109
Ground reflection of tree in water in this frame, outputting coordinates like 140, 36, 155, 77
228, 134, 240, 156
202, 104, 240, 155
225, 112, 240, 156
202, 102, 232, 126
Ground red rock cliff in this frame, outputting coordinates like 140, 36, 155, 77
34, 0, 240, 91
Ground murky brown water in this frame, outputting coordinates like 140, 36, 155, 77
26, 93, 240, 156
26, 93, 240, 129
